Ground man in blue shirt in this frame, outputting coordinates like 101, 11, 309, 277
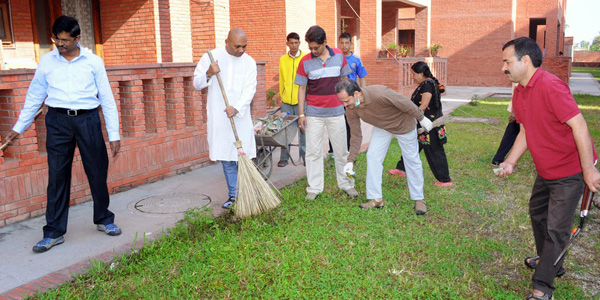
4, 16, 122, 253
338, 33, 367, 87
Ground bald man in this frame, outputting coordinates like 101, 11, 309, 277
193, 28, 258, 209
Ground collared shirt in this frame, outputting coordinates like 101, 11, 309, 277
513, 68, 597, 180
13, 46, 120, 141
294, 45, 351, 117
345, 52, 367, 82
346, 85, 424, 162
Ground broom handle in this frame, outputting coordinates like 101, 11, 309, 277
206, 50, 241, 143
580, 184, 594, 218
1, 108, 43, 151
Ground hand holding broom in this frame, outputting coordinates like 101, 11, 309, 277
206, 50, 280, 218
417, 115, 448, 134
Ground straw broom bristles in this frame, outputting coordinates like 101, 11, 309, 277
206, 50, 281, 218
234, 142, 281, 218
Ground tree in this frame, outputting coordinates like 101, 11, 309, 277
580, 40, 590, 50
590, 32, 600, 51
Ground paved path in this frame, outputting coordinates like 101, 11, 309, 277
1, 73, 598, 298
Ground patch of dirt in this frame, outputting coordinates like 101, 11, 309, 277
447, 116, 503, 125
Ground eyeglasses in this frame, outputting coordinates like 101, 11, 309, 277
308, 44, 323, 51
51, 37, 75, 45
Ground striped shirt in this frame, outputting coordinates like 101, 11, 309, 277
294, 46, 351, 117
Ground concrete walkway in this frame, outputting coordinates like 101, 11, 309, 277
1, 73, 598, 298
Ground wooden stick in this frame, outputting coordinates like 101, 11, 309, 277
1, 108, 43, 151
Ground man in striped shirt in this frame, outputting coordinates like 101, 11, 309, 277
295, 25, 358, 201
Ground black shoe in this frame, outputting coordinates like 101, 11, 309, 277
492, 161, 502, 166
223, 196, 235, 209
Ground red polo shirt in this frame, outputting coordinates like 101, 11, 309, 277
513, 68, 597, 180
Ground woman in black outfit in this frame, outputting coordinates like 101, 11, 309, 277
388, 61, 452, 186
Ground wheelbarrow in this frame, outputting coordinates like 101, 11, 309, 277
253, 109, 299, 179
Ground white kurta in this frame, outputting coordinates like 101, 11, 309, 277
193, 47, 257, 161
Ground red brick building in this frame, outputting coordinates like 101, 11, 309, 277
0, 0, 571, 226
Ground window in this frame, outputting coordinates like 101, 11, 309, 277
0, 0, 13, 46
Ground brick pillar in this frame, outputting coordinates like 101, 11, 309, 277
183, 76, 203, 127
142, 78, 167, 134
316, 0, 338, 45
119, 80, 146, 137
190, 0, 216, 62
415, 7, 429, 57
158, 0, 173, 62
360, 0, 379, 61
164, 77, 185, 130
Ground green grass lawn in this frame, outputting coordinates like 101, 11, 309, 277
572, 66, 600, 83
30, 97, 600, 300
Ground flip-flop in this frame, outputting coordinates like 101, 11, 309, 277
388, 169, 406, 177
277, 161, 288, 167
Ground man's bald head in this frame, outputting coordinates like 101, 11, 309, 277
225, 28, 247, 57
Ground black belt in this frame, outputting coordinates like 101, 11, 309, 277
50, 107, 97, 116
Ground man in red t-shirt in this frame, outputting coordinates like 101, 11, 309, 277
496, 37, 600, 300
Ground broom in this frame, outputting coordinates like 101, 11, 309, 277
207, 50, 281, 218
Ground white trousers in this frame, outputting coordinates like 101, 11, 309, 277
366, 126, 424, 201
305, 115, 354, 194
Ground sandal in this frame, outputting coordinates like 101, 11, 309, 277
524, 256, 566, 277
388, 169, 406, 177
277, 160, 288, 167
526, 293, 552, 300
524, 256, 539, 269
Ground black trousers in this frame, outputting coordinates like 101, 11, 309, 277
43, 107, 114, 238
328, 114, 351, 153
529, 173, 583, 294
492, 121, 520, 164
396, 130, 451, 183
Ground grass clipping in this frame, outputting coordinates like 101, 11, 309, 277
235, 141, 281, 218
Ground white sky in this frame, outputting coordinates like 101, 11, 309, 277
565, 0, 600, 44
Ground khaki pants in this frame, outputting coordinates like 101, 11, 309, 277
304, 115, 354, 194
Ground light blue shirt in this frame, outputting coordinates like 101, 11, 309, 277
13, 45, 120, 141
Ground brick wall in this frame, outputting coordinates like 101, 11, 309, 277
543, 56, 571, 84
430, 0, 513, 86
190, 0, 216, 62
0, 62, 267, 227
230, 0, 286, 95
99, 0, 158, 65
316, 0, 340, 47
573, 51, 600, 63
158, 0, 173, 62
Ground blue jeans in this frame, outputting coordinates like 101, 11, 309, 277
221, 161, 238, 197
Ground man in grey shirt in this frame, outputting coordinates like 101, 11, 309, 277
336, 78, 432, 215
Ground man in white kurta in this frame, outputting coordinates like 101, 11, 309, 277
193, 28, 257, 208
